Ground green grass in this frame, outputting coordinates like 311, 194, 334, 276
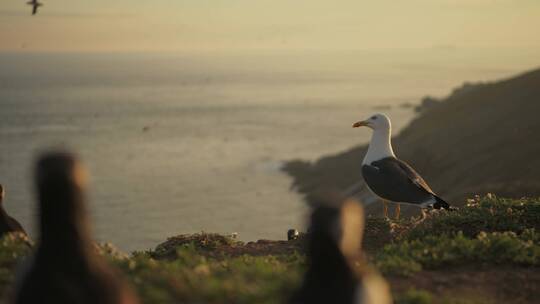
0, 236, 304, 304
375, 229, 540, 276
0, 233, 32, 297
363, 217, 393, 253
402, 195, 540, 241
118, 245, 304, 304
395, 288, 433, 304
0, 195, 539, 303
374, 195, 540, 276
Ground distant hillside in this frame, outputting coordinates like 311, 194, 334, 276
283, 67, 540, 216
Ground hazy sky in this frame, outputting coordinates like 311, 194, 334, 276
1, 0, 540, 52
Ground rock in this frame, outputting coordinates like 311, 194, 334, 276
287, 229, 300, 241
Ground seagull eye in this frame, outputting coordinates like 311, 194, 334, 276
371, 116, 377, 120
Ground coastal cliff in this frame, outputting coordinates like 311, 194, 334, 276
283, 68, 540, 216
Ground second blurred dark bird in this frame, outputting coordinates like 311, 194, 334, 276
290, 194, 391, 304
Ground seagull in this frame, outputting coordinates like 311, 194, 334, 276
290, 194, 392, 304
27, 0, 43, 15
352, 113, 450, 219
12, 152, 140, 304
0, 184, 27, 238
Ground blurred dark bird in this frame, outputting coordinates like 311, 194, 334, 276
0, 184, 27, 238
353, 113, 451, 219
290, 195, 391, 304
11, 152, 139, 304
26, 0, 43, 15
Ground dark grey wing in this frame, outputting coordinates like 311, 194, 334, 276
362, 157, 435, 205
392, 158, 434, 193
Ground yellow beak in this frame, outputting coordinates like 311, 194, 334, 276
352, 120, 368, 128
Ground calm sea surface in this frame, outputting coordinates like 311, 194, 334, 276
1, 50, 537, 251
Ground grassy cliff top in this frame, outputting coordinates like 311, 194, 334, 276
1, 195, 539, 303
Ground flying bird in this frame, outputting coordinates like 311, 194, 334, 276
290, 194, 392, 304
27, 0, 43, 15
353, 113, 450, 219
12, 152, 139, 304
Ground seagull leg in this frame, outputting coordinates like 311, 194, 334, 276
395, 203, 401, 220
382, 200, 389, 219
413, 208, 428, 225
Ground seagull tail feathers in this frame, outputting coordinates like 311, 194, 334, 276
433, 195, 451, 210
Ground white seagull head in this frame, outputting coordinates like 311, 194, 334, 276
352, 113, 391, 131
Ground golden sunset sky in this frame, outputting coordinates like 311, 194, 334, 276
1, 0, 540, 52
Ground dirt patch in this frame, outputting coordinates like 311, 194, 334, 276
218, 239, 305, 257
388, 266, 540, 304
150, 233, 306, 260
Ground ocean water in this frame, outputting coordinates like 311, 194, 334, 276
0, 50, 537, 251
